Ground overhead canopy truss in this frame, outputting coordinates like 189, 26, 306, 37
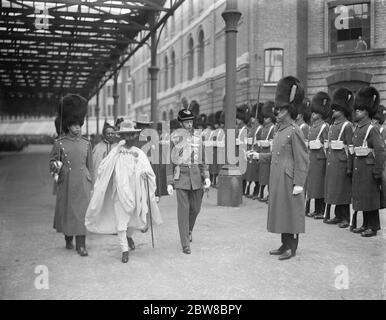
0, 0, 184, 104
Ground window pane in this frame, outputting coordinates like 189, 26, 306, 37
264, 49, 283, 83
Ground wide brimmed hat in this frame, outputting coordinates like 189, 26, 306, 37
311, 92, 331, 120
134, 114, 154, 125
354, 86, 380, 118
177, 109, 195, 122
116, 120, 141, 133
331, 87, 354, 118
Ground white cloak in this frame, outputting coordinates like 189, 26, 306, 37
85, 141, 162, 234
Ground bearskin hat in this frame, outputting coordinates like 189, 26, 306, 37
373, 104, 386, 124
275, 76, 304, 120
331, 87, 354, 119
261, 101, 276, 123
299, 98, 312, 124
215, 110, 222, 125
57, 93, 88, 134
236, 104, 251, 124
311, 92, 331, 120
354, 86, 380, 118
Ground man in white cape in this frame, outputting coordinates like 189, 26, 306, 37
85, 120, 162, 263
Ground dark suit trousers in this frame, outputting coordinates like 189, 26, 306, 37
176, 188, 204, 248
335, 204, 350, 222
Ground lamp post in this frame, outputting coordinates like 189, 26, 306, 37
95, 90, 100, 136
217, 0, 243, 207
148, 12, 159, 128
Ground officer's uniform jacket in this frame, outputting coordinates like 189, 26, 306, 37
167, 129, 209, 190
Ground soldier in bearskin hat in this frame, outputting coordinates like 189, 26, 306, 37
324, 88, 354, 228
49, 94, 93, 256
305, 92, 331, 219
244, 103, 261, 198
167, 109, 211, 254
209, 110, 224, 187
249, 76, 309, 260
236, 104, 251, 195
296, 98, 311, 141
350, 86, 386, 237
255, 101, 276, 202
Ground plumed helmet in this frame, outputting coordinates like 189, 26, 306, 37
354, 86, 380, 118
311, 92, 331, 120
274, 76, 304, 119
331, 87, 354, 119
189, 100, 200, 117
177, 108, 195, 122
236, 104, 251, 123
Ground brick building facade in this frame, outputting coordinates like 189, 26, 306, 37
90, 0, 385, 122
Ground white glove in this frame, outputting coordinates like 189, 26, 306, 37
155, 196, 160, 203
292, 185, 303, 195
167, 185, 174, 196
119, 139, 126, 146
249, 151, 259, 159
204, 178, 211, 189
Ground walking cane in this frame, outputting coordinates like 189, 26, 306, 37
145, 176, 155, 248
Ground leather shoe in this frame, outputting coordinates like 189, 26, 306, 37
306, 212, 316, 218
314, 213, 324, 220
269, 245, 286, 255
361, 229, 377, 237
77, 247, 88, 257
127, 237, 135, 250
278, 250, 295, 260
338, 221, 349, 228
121, 251, 129, 263
353, 226, 366, 233
182, 247, 191, 254
325, 217, 341, 224
252, 195, 260, 200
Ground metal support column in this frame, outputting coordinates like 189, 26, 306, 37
217, 0, 243, 207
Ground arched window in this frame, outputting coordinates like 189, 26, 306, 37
188, 37, 194, 80
170, 50, 176, 88
164, 55, 169, 91
198, 30, 205, 76
169, 109, 174, 120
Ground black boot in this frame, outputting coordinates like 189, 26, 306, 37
127, 237, 135, 250
350, 211, 358, 232
305, 199, 311, 216
65, 235, 74, 250
75, 235, 88, 257
122, 251, 129, 263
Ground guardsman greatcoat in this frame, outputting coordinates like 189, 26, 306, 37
259, 121, 309, 234
352, 119, 386, 211
296, 119, 310, 142
324, 119, 353, 205
50, 135, 93, 235
306, 119, 329, 199
258, 123, 275, 186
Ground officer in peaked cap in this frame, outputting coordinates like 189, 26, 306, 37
351, 86, 386, 237
166, 109, 211, 254
249, 76, 309, 260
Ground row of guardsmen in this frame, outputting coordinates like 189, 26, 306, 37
235, 86, 386, 238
